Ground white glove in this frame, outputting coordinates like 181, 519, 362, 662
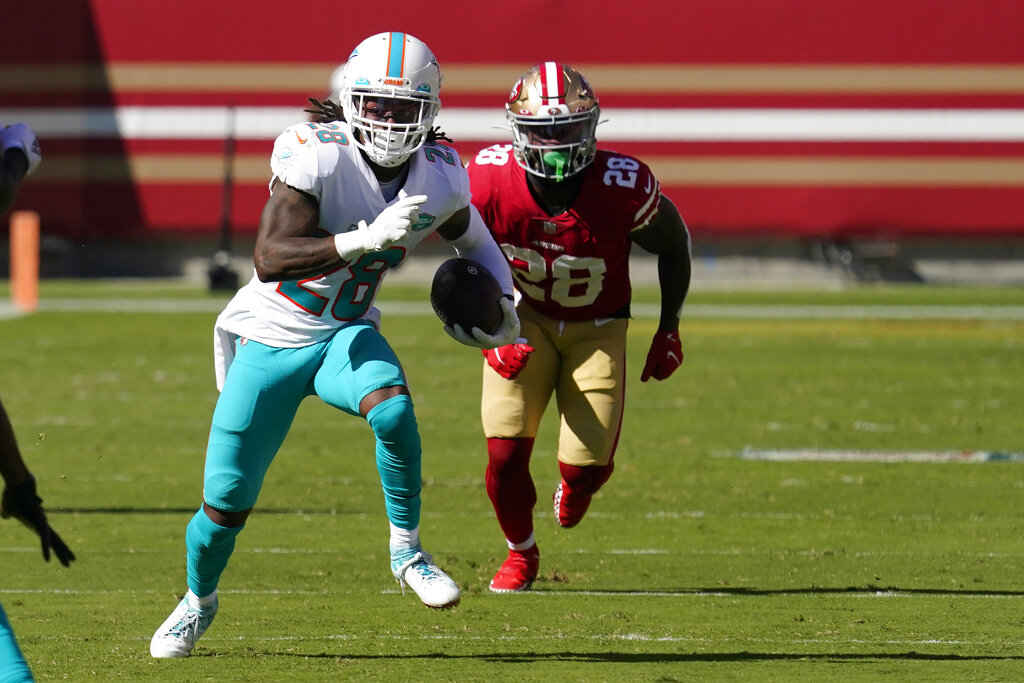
1, 123, 42, 175
444, 296, 521, 349
334, 189, 427, 261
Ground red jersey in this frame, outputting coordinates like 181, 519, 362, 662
468, 145, 661, 321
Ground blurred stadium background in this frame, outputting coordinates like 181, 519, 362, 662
1, 0, 1022, 286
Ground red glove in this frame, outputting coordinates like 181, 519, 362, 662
482, 342, 534, 380
641, 330, 683, 382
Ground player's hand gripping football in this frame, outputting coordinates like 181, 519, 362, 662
1, 477, 76, 567
445, 297, 521, 349
0, 123, 42, 175
482, 339, 535, 380
641, 329, 683, 382
334, 189, 427, 260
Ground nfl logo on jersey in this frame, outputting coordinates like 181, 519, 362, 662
543, 221, 557, 235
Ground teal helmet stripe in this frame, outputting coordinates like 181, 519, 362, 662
387, 32, 406, 79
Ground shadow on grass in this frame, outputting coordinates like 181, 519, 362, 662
534, 586, 1024, 597
264, 651, 1024, 663
54, 507, 367, 515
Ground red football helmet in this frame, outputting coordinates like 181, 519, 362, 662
505, 62, 600, 182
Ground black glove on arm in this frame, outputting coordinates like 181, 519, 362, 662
1, 477, 75, 567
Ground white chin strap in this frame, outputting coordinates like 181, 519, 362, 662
354, 121, 425, 167
365, 130, 414, 167
370, 149, 412, 168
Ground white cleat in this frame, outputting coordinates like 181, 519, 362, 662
391, 546, 461, 609
150, 591, 218, 658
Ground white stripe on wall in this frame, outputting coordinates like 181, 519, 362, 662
3, 107, 1024, 142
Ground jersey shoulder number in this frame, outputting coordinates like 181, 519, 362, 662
595, 150, 650, 191
593, 151, 660, 229
471, 144, 515, 168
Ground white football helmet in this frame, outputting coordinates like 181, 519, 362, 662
338, 32, 442, 168
506, 62, 600, 182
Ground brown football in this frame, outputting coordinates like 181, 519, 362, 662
430, 258, 504, 335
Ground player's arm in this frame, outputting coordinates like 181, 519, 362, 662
0, 149, 28, 215
437, 205, 514, 297
630, 195, 692, 382
0, 124, 38, 215
253, 181, 424, 282
0, 399, 32, 486
252, 180, 338, 282
0, 397, 75, 567
630, 196, 692, 332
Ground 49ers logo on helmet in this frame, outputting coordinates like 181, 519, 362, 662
507, 80, 524, 104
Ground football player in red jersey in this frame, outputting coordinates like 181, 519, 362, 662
466, 62, 692, 592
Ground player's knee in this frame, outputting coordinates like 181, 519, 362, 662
366, 394, 418, 446
204, 472, 257, 513
560, 461, 614, 496
203, 501, 251, 527
487, 437, 534, 477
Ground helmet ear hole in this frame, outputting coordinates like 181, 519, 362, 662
505, 62, 600, 181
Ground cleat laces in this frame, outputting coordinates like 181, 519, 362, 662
393, 550, 438, 594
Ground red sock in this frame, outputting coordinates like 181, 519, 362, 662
485, 437, 537, 545
556, 460, 614, 527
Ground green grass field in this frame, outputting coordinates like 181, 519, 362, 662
2, 280, 1023, 681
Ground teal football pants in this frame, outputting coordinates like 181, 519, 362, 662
204, 320, 421, 518
187, 321, 423, 596
0, 601, 33, 682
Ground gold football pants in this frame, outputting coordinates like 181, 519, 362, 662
481, 303, 627, 467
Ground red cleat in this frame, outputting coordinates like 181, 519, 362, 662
489, 545, 540, 593
553, 481, 592, 528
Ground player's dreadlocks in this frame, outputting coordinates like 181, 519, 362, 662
305, 97, 452, 144
305, 97, 345, 124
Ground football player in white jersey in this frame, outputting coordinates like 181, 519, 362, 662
151, 32, 520, 658
2, 122, 75, 682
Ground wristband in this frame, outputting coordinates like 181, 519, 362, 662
334, 222, 373, 261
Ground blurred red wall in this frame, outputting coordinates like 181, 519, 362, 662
2, 0, 1022, 242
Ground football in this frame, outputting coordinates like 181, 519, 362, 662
430, 257, 504, 335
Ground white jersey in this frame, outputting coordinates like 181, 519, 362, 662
217, 120, 470, 348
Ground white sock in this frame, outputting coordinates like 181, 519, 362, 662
187, 589, 217, 609
507, 532, 536, 551
389, 523, 419, 549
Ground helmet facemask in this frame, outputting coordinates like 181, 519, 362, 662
506, 63, 600, 182
338, 32, 442, 168
343, 91, 440, 167
508, 107, 600, 182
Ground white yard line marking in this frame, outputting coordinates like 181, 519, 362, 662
739, 448, 1024, 463
672, 304, 1024, 320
